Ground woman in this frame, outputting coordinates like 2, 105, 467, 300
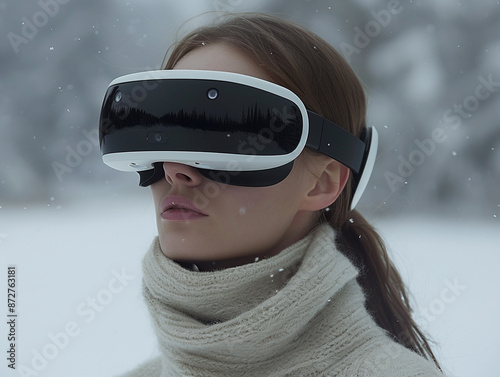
113, 12, 443, 377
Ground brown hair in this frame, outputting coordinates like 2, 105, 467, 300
163, 12, 440, 369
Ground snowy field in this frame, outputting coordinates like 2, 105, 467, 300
1, 192, 499, 377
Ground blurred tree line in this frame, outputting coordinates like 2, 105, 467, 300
0, 0, 498, 218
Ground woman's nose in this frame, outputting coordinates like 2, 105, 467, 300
162, 162, 203, 186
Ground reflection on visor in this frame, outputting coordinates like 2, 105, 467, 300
100, 78, 303, 157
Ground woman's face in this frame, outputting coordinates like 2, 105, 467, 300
150, 43, 339, 268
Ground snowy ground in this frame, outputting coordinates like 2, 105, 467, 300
1, 193, 498, 377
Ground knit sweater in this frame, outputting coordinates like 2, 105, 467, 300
119, 225, 443, 377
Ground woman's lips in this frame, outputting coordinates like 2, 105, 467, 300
160, 195, 208, 221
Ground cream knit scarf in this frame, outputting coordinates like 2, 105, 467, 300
133, 224, 442, 377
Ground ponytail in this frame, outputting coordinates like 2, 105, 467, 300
322, 209, 441, 370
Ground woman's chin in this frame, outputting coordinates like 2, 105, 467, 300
158, 235, 212, 262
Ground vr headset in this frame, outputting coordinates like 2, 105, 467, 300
99, 70, 377, 210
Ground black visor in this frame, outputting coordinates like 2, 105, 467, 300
99, 70, 377, 209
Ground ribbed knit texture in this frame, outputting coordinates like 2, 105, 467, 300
119, 225, 443, 377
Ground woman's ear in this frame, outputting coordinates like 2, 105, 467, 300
300, 158, 350, 212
